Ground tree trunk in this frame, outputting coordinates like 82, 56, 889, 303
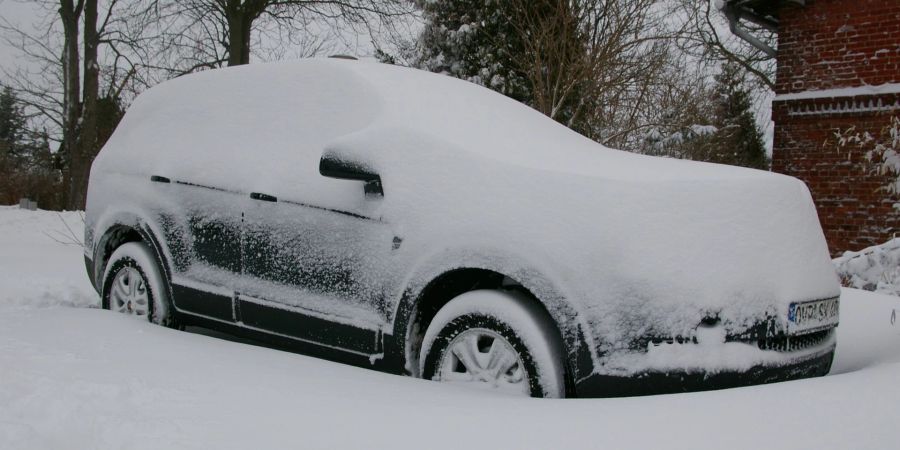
68, 0, 100, 210
58, 0, 83, 209
226, 3, 254, 66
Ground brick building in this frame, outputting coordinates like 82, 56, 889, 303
725, 0, 900, 255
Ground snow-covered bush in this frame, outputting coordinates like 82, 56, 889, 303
833, 116, 900, 196
830, 117, 900, 297
868, 116, 900, 195
834, 238, 900, 297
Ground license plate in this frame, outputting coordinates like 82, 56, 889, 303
788, 297, 839, 333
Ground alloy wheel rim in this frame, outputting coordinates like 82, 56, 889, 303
109, 267, 150, 317
438, 328, 529, 396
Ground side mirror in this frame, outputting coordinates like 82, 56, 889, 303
319, 153, 383, 196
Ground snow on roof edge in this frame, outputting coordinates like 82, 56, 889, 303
774, 83, 900, 102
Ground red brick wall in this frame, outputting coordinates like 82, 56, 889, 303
776, 0, 900, 94
772, 0, 900, 255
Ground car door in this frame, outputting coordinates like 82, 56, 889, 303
150, 175, 245, 322
236, 186, 395, 354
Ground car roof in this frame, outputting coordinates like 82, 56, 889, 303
97, 58, 774, 189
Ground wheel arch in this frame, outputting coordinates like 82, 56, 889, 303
388, 251, 598, 394
89, 211, 174, 303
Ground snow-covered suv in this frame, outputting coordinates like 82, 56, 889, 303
84, 58, 840, 398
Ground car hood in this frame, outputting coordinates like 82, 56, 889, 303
566, 170, 840, 349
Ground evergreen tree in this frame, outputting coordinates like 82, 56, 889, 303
412, 0, 533, 104
0, 85, 26, 204
0, 86, 28, 160
0, 84, 65, 208
410, 1, 587, 125
708, 62, 768, 170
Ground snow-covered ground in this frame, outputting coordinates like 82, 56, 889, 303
0, 207, 97, 310
835, 238, 900, 297
1, 205, 899, 450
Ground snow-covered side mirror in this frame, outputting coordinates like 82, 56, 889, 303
319, 152, 383, 197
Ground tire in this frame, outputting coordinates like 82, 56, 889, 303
102, 241, 175, 327
420, 289, 566, 398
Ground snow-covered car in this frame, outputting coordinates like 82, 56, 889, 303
83, 58, 840, 398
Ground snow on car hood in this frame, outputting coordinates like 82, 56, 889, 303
571, 172, 840, 347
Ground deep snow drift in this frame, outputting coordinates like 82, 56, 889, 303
1, 205, 899, 449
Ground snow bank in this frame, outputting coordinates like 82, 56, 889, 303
834, 238, 900, 296
0, 205, 98, 310
0, 288, 897, 449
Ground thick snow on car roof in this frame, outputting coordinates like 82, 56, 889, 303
337, 59, 770, 181
100, 58, 772, 185
95, 59, 383, 199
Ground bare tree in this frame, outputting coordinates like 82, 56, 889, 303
503, 0, 683, 148
66, 0, 102, 209
2, 0, 162, 209
607, 55, 719, 156
153, 0, 415, 73
675, 0, 775, 90
506, 0, 585, 124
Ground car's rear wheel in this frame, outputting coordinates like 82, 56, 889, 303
102, 242, 174, 326
420, 290, 566, 398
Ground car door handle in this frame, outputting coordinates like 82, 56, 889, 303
250, 192, 278, 202
150, 175, 171, 183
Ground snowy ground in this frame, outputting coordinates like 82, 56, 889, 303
1, 205, 899, 450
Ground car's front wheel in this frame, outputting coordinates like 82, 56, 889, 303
102, 241, 174, 326
420, 290, 566, 398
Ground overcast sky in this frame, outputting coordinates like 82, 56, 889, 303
0, 0, 45, 76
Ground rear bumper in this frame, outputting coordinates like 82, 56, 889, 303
573, 344, 835, 398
